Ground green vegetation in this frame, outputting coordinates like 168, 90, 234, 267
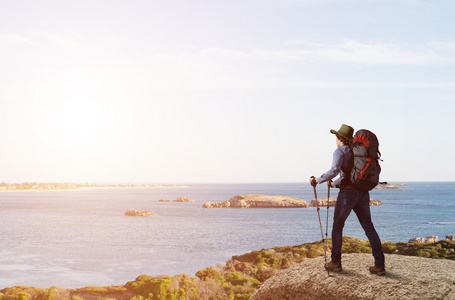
1, 237, 454, 300
394, 239, 455, 259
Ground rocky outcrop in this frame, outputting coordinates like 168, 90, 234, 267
159, 197, 194, 202
309, 197, 381, 207
173, 196, 195, 202
426, 235, 439, 243
202, 194, 309, 208
250, 253, 455, 300
368, 198, 382, 206
125, 209, 151, 216
375, 183, 409, 189
408, 237, 424, 243
158, 197, 194, 203
309, 197, 338, 207
409, 235, 454, 243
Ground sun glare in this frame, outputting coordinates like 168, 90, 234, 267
57, 98, 107, 141
39, 97, 122, 169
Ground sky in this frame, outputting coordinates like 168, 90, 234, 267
1, 0, 455, 183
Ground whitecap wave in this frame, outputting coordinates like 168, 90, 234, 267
427, 222, 455, 225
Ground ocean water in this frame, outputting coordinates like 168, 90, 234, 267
0, 182, 454, 288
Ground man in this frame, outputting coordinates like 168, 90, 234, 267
310, 124, 385, 275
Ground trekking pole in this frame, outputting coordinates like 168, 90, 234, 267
310, 177, 329, 275
326, 182, 331, 273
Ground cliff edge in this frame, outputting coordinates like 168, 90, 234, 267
250, 253, 455, 300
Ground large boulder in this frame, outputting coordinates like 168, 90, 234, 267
250, 253, 455, 300
426, 236, 439, 243
202, 194, 309, 208
408, 237, 425, 243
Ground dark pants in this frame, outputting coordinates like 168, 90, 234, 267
331, 188, 385, 268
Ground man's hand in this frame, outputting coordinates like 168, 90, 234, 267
310, 176, 318, 187
327, 180, 335, 188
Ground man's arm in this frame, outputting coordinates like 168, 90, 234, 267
316, 148, 343, 184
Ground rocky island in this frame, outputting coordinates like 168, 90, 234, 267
310, 197, 382, 207
202, 194, 381, 208
124, 209, 152, 216
203, 194, 310, 208
173, 196, 194, 202
375, 183, 409, 189
158, 197, 194, 202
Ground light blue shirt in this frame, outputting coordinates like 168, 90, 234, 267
317, 145, 352, 187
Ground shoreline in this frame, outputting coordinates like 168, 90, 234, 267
1, 236, 454, 299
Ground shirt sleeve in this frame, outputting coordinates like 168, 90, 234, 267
317, 148, 343, 185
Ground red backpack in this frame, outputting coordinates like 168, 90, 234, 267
350, 129, 381, 190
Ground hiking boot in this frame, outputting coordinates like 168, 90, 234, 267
325, 261, 342, 272
369, 266, 386, 276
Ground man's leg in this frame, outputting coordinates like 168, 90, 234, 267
331, 189, 356, 263
352, 190, 385, 268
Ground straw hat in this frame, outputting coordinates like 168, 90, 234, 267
330, 124, 354, 142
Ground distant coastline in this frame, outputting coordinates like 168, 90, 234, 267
0, 182, 185, 192
0, 181, 411, 192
